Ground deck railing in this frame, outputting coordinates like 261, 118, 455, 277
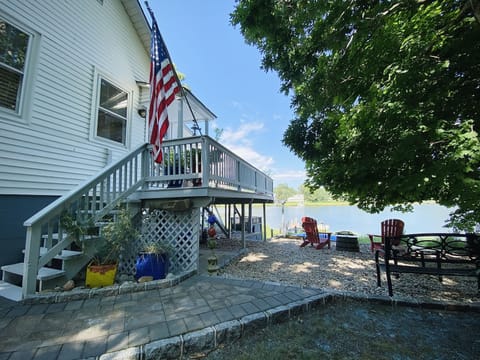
145, 136, 274, 195
21, 136, 273, 298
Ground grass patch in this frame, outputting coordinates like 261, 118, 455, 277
204, 299, 479, 360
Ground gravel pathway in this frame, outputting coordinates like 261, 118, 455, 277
213, 237, 479, 304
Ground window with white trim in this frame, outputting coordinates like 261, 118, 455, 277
0, 19, 29, 112
96, 79, 128, 145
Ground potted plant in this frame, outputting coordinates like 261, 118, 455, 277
60, 212, 84, 242
85, 208, 139, 288
60, 212, 97, 250
135, 240, 173, 281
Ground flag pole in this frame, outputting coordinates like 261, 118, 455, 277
145, 1, 202, 136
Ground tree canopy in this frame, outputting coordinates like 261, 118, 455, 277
231, 0, 480, 230
274, 183, 297, 203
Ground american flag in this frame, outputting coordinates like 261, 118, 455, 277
148, 16, 180, 163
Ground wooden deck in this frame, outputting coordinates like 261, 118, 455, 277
14, 135, 273, 299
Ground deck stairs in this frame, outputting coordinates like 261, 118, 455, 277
0, 208, 130, 301
0, 137, 274, 301
0, 143, 148, 301
2, 248, 83, 299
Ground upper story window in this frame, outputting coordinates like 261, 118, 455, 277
96, 79, 128, 145
0, 20, 30, 113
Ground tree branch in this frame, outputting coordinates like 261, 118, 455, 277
469, 0, 480, 25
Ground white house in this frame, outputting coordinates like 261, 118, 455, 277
0, 0, 273, 300
0, 0, 216, 267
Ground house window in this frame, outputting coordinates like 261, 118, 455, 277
0, 20, 29, 112
96, 79, 128, 145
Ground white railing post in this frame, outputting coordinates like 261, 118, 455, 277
142, 145, 152, 189
22, 224, 41, 298
202, 136, 209, 187
236, 160, 241, 191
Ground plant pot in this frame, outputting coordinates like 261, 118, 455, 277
135, 253, 169, 280
85, 263, 117, 288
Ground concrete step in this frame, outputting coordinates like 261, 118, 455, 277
2, 262, 65, 281
0, 280, 22, 301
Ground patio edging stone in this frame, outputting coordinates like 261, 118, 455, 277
21, 270, 196, 305
96, 290, 480, 359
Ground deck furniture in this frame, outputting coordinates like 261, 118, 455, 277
368, 219, 405, 253
375, 233, 480, 296
300, 217, 331, 250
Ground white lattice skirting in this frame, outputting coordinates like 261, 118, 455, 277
119, 208, 200, 276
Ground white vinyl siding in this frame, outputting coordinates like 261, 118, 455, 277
0, 0, 150, 196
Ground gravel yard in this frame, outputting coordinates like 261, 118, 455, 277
201, 236, 480, 360
212, 236, 479, 304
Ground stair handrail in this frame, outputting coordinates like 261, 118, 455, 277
22, 143, 151, 298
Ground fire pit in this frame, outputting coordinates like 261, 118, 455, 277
335, 232, 359, 252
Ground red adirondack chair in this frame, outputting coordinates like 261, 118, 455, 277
300, 216, 331, 250
368, 219, 405, 253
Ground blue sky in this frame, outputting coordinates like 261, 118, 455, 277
143, 1, 306, 189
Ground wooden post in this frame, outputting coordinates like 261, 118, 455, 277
263, 203, 267, 241
22, 224, 42, 299
227, 204, 232, 238
241, 203, 245, 248
202, 136, 208, 187
142, 145, 151, 190
248, 202, 253, 234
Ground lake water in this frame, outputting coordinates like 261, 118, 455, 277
249, 203, 454, 235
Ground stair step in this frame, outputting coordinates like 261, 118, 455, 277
95, 221, 113, 226
0, 281, 22, 301
22, 247, 83, 260
41, 233, 100, 243
41, 233, 67, 240
46, 248, 83, 259
2, 263, 65, 281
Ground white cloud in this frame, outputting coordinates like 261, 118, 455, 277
271, 169, 306, 188
229, 145, 274, 171
272, 169, 306, 182
213, 117, 306, 188
221, 122, 264, 145
216, 121, 274, 171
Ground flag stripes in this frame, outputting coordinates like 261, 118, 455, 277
148, 17, 180, 163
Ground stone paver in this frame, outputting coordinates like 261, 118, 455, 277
1, 271, 478, 360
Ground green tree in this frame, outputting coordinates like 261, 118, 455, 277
274, 183, 296, 203
303, 186, 334, 203
231, 0, 480, 230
